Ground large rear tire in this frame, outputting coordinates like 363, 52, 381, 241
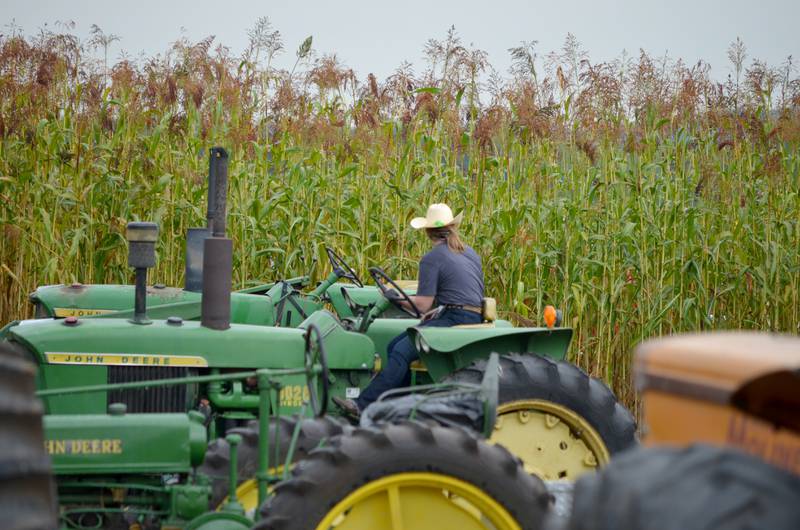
564, 444, 800, 530
198, 415, 350, 511
255, 421, 551, 530
0, 341, 57, 530
444, 354, 637, 480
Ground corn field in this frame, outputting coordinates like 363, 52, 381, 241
1, 23, 799, 407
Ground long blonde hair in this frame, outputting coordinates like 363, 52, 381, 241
426, 226, 465, 253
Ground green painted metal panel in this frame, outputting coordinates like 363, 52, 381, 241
32, 284, 198, 317
327, 369, 374, 406
44, 413, 206, 474
359, 318, 512, 367
100, 299, 204, 321
230, 293, 279, 326
38, 364, 108, 414
297, 311, 375, 369
271, 372, 312, 416
409, 327, 573, 380
363, 318, 420, 365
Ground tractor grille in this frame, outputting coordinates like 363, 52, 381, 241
107, 366, 191, 413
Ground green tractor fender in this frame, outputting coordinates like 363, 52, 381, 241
407, 325, 573, 381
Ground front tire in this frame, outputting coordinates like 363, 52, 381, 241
0, 341, 57, 530
198, 415, 350, 511
444, 354, 637, 480
256, 422, 551, 530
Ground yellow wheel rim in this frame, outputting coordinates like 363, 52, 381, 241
315, 472, 521, 530
217, 465, 285, 517
231, 479, 262, 516
491, 400, 610, 480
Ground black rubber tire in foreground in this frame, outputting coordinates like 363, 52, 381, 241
0, 341, 57, 530
444, 354, 637, 454
198, 415, 351, 508
563, 444, 800, 530
255, 421, 551, 530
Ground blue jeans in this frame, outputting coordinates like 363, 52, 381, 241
356, 308, 482, 410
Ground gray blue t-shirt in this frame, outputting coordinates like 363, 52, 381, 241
416, 243, 484, 307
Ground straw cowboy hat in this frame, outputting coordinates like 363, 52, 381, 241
410, 203, 463, 229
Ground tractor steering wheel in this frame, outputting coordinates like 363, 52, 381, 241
325, 247, 364, 287
368, 267, 421, 318
303, 324, 330, 417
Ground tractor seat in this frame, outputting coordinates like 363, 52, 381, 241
452, 297, 497, 329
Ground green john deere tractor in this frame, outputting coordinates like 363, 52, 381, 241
2, 149, 636, 522
29, 245, 402, 327
5, 325, 557, 529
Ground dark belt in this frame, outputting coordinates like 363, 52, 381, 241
443, 304, 482, 315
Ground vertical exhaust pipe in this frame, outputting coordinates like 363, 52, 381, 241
206, 150, 219, 234
201, 147, 232, 330
185, 147, 224, 292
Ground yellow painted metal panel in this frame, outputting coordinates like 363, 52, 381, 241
44, 352, 208, 367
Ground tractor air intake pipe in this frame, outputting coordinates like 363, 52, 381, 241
184, 228, 207, 292
201, 147, 232, 330
126, 222, 158, 325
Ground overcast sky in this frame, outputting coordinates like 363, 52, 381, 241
3, 0, 798, 81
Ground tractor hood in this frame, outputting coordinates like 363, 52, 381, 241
8, 317, 307, 369
29, 283, 309, 326
6, 318, 306, 414
407, 326, 573, 381
31, 284, 197, 317
30, 279, 311, 322
7, 310, 374, 415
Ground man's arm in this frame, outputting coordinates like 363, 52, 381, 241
409, 295, 434, 314
413, 253, 438, 315
388, 293, 434, 314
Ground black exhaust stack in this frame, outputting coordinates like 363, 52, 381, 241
126, 222, 159, 325
200, 147, 232, 330
185, 147, 226, 292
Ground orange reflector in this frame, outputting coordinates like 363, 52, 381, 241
544, 305, 557, 328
